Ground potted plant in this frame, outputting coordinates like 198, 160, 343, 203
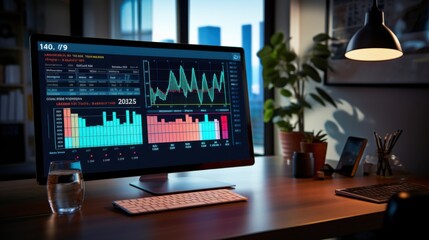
257, 32, 338, 160
300, 130, 328, 176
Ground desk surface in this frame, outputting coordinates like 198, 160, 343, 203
0, 156, 422, 240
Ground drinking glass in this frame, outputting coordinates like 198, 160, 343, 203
47, 160, 85, 214
376, 150, 393, 177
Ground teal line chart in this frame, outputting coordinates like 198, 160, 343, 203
143, 59, 229, 106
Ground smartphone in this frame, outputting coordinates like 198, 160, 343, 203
335, 136, 368, 177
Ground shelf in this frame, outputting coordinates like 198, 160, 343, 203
0, 84, 25, 88
0, 11, 21, 19
0, 120, 25, 124
0, 47, 23, 52
0, 0, 31, 166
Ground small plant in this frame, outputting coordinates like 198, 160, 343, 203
303, 130, 327, 143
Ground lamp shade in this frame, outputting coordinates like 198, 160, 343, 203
345, 2, 402, 61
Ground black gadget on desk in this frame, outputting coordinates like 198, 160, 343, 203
30, 34, 255, 195
321, 136, 368, 177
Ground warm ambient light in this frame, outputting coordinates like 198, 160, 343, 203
345, 48, 403, 61
345, 0, 402, 61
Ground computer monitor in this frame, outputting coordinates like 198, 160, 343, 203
30, 34, 255, 195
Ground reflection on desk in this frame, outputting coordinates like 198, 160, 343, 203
2, 156, 424, 240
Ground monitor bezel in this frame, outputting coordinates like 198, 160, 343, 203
30, 34, 255, 185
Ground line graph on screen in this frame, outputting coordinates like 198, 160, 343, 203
143, 59, 230, 107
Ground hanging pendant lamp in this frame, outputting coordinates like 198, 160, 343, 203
345, 0, 403, 61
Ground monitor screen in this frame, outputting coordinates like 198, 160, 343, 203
30, 34, 255, 194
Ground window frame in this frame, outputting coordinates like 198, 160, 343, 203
74, 0, 275, 155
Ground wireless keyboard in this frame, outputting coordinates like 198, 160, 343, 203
112, 188, 247, 215
335, 181, 429, 203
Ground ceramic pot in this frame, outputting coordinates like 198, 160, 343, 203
279, 131, 305, 161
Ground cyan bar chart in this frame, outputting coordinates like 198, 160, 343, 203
61, 108, 143, 149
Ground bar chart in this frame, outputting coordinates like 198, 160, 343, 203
146, 114, 229, 144
56, 108, 143, 149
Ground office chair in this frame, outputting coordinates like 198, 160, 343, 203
382, 191, 429, 239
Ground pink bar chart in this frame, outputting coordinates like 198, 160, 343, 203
147, 114, 229, 144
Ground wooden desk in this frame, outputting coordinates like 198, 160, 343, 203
0, 156, 413, 239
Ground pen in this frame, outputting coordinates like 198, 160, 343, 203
390, 129, 402, 151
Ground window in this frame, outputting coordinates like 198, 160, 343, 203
114, 0, 177, 42
114, 0, 268, 155
189, 0, 265, 154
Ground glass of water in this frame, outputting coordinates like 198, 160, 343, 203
47, 160, 85, 214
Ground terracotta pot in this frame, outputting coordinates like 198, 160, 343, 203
279, 131, 305, 161
300, 142, 328, 176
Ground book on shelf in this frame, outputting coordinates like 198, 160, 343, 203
16, 89, 24, 120
0, 64, 4, 84
4, 64, 21, 85
0, 94, 7, 122
0, 89, 24, 122
8, 89, 16, 121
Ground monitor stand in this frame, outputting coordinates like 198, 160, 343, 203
129, 173, 235, 195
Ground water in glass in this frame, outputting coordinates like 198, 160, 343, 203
47, 160, 84, 214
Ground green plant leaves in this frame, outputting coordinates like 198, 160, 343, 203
264, 108, 274, 122
257, 45, 272, 58
297, 98, 312, 109
310, 93, 325, 106
310, 57, 328, 71
286, 63, 296, 72
258, 31, 339, 132
302, 63, 321, 82
316, 87, 337, 108
284, 103, 302, 114
313, 43, 331, 58
263, 99, 275, 122
284, 50, 297, 62
264, 98, 275, 108
274, 42, 287, 58
313, 33, 330, 42
303, 129, 328, 143
270, 32, 284, 46
272, 76, 288, 88
262, 63, 279, 88
314, 129, 328, 142
280, 89, 292, 98
276, 120, 294, 132
286, 74, 298, 85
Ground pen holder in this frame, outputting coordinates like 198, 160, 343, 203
376, 150, 392, 177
